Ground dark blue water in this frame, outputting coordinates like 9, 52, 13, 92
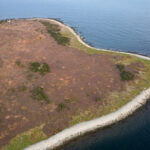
1, 0, 150, 56
1, 0, 150, 149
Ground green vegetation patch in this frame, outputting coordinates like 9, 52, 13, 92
31, 86, 50, 104
16, 60, 21, 66
116, 64, 134, 81
95, 97, 101, 102
40, 21, 70, 45
29, 62, 50, 75
2, 126, 47, 150
120, 70, 134, 81
116, 64, 125, 72
57, 103, 66, 112
71, 110, 92, 125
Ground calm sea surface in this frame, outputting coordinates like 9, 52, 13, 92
1, 0, 150, 149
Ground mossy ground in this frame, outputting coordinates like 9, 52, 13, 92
2, 126, 47, 150
31, 86, 50, 104
40, 21, 70, 46
29, 62, 50, 75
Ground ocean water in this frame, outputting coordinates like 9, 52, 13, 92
1, 0, 150, 149
0, 0, 150, 55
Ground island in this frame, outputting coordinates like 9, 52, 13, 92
1, 19, 150, 150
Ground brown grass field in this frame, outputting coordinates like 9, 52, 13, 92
0, 19, 150, 149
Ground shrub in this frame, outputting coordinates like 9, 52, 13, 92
57, 103, 65, 111
29, 62, 40, 72
39, 63, 50, 75
31, 86, 50, 104
40, 21, 70, 46
116, 64, 125, 72
120, 71, 134, 81
29, 62, 50, 75
95, 97, 101, 102
116, 64, 134, 81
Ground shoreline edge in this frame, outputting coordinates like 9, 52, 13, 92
19, 18, 150, 150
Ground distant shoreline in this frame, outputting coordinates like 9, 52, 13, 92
50, 18, 150, 60
23, 18, 150, 150
0, 17, 150, 60
1, 17, 150, 58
